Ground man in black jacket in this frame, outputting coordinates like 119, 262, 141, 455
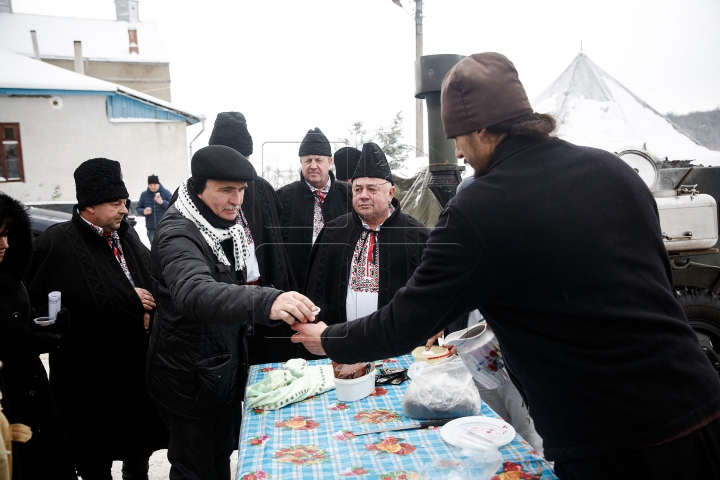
277, 128, 352, 290
291, 53, 720, 478
136, 174, 172, 244
208, 111, 297, 364
299, 143, 430, 358
146, 145, 316, 480
27, 158, 168, 480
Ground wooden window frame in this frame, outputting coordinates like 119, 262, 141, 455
0, 123, 25, 183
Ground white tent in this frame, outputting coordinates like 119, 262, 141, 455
534, 53, 720, 166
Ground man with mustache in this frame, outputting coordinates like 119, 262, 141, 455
297, 143, 430, 359
146, 145, 316, 480
27, 158, 168, 480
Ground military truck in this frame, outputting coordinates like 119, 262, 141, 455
650, 161, 720, 373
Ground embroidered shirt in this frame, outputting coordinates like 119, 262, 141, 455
305, 177, 331, 244
237, 209, 261, 283
345, 204, 395, 321
78, 211, 135, 287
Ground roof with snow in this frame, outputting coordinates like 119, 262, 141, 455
0, 12, 168, 63
0, 49, 203, 124
534, 53, 720, 166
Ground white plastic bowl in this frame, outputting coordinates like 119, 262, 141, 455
334, 370, 376, 402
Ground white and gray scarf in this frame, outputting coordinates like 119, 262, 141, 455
175, 179, 250, 271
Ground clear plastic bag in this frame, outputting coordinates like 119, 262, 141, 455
402, 357, 481, 419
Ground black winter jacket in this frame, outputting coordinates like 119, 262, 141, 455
320, 136, 720, 462
136, 184, 172, 230
0, 193, 76, 480
27, 209, 168, 466
146, 207, 283, 420
277, 171, 352, 290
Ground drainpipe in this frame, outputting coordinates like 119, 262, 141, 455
30, 30, 41, 60
188, 120, 205, 166
415, 54, 465, 207
73, 40, 84, 74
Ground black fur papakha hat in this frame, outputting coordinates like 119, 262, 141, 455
148, 174, 159, 184
209, 111, 253, 157
352, 143, 393, 185
191, 145, 256, 182
334, 147, 362, 181
74, 158, 129, 208
299, 127, 331, 157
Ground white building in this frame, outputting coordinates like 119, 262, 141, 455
0, 49, 204, 203
0, 0, 173, 102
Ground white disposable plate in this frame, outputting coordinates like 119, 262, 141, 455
440, 416, 515, 447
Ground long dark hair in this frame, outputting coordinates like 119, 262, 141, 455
486, 112, 557, 141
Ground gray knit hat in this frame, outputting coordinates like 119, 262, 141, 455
441, 52, 532, 139
299, 128, 331, 157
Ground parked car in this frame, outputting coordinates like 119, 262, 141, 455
25, 200, 138, 236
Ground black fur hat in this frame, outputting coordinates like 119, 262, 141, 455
334, 147, 362, 181
191, 145, 256, 182
352, 143, 394, 185
74, 158, 129, 209
148, 174, 160, 184
209, 112, 253, 157
299, 127, 331, 157
0, 193, 33, 284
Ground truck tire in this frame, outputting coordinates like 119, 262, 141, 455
675, 287, 720, 375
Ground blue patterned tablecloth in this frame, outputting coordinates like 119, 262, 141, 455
236, 355, 557, 480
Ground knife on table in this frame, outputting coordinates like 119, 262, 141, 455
354, 418, 454, 436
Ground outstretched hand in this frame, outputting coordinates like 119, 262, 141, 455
290, 321, 328, 356
269, 291, 316, 325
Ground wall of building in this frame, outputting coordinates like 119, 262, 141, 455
44, 59, 172, 102
0, 94, 189, 203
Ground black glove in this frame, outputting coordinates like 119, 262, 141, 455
30, 332, 63, 355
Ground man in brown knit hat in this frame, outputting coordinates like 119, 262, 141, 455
292, 52, 720, 479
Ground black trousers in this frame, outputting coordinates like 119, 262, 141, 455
554, 417, 720, 480
158, 406, 238, 480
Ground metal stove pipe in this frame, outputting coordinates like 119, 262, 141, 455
415, 54, 466, 207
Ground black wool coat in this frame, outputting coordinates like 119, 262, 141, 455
26, 209, 168, 466
276, 171, 352, 291
299, 199, 429, 359
146, 207, 283, 420
0, 195, 76, 480
320, 136, 720, 462
243, 178, 298, 365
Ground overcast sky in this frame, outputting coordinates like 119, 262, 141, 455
11, 0, 720, 165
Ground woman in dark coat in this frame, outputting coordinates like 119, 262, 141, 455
0, 193, 77, 480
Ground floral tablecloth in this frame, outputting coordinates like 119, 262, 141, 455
236, 355, 557, 480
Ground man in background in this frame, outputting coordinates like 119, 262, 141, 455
333, 146, 362, 183
136, 175, 171, 244
277, 128, 352, 290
